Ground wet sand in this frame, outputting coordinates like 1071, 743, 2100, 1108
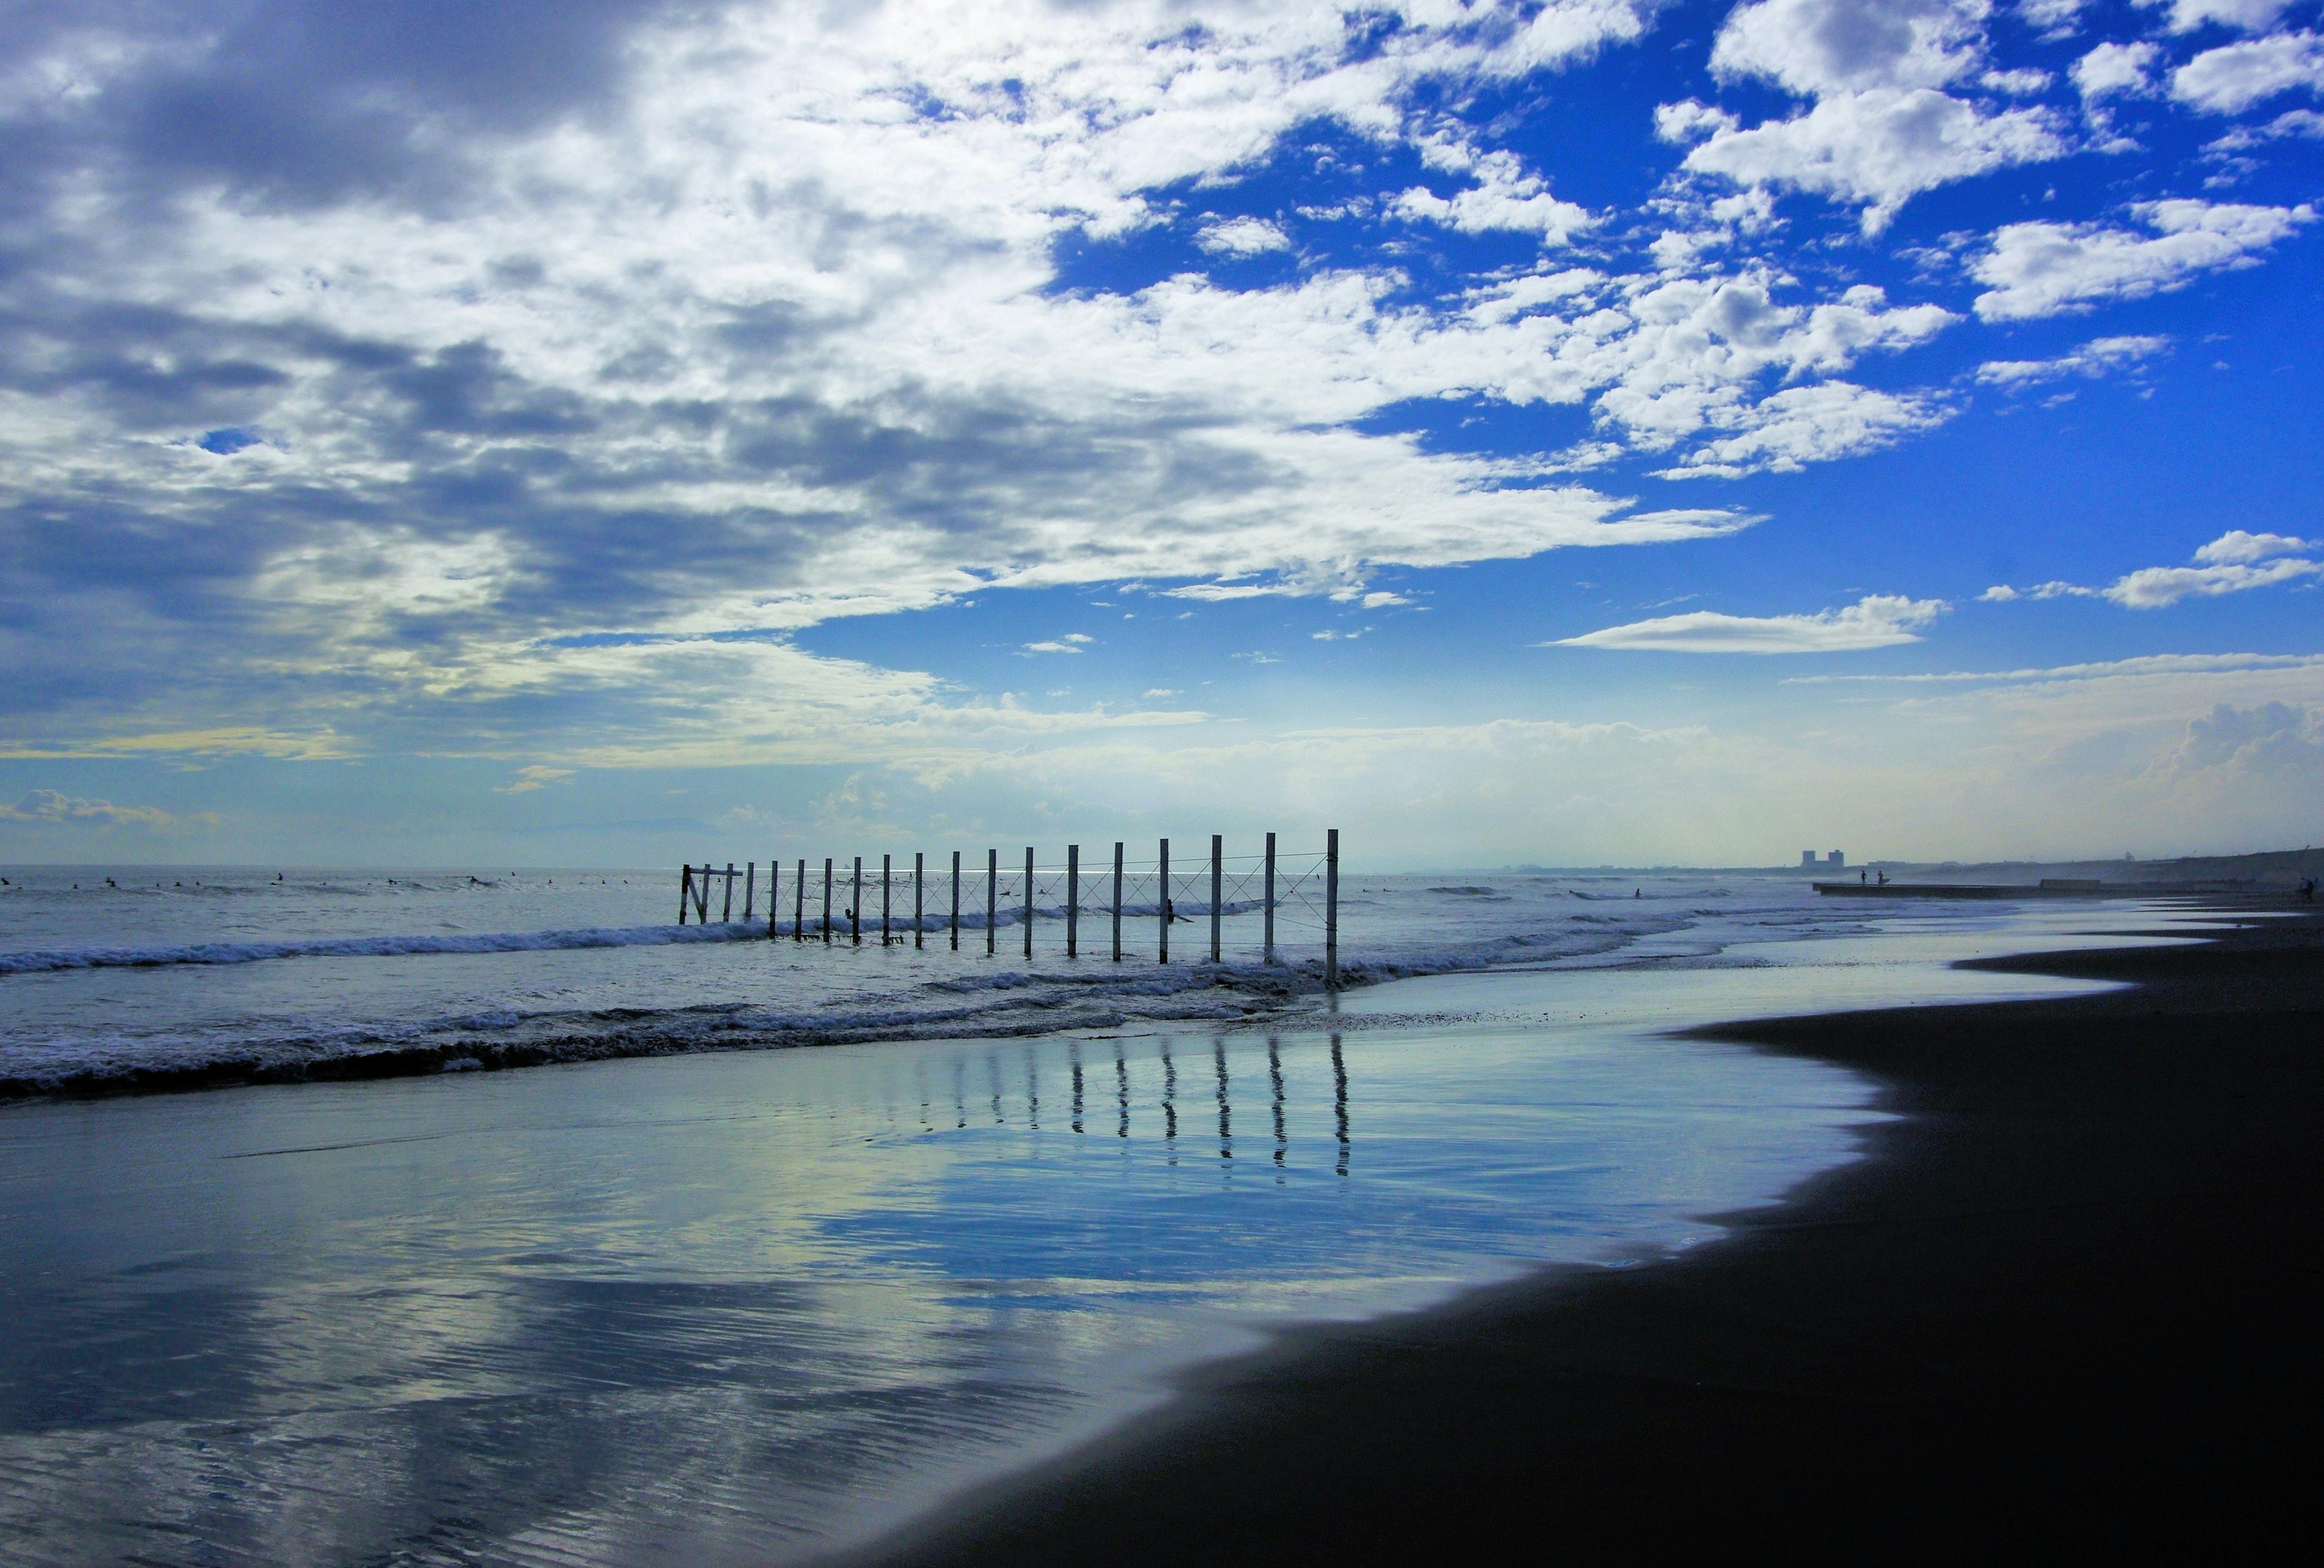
860, 910, 2324, 1561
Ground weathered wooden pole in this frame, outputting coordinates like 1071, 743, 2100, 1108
1111, 842, 1124, 962
950, 850, 961, 951
1210, 834, 1223, 963
794, 859, 806, 941
914, 852, 925, 950
765, 861, 776, 936
1066, 844, 1080, 958
722, 862, 735, 923
822, 857, 833, 945
852, 856, 863, 945
677, 864, 691, 924
881, 853, 892, 945
1158, 838, 1170, 963
985, 848, 997, 955
1264, 832, 1276, 962
743, 862, 755, 923
1325, 828, 1339, 991
1023, 847, 1034, 960
694, 867, 710, 923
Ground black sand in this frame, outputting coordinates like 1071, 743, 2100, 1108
860, 911, 2324, 1561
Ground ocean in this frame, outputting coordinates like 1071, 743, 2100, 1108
0, 865, 2185, 1563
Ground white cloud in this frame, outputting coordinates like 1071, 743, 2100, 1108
0, 789, 195, 828
1195, 217, 1291, 256
1975, 333, 2170, 385
1986, 531, 2320, 609
2142, 0, 2297, 34
1682, 88, 2066, 232
2173, 30, 2324, 114
1555, 594, 1948, 652
2018, 0, 2093, 40
2164, 701, 2323, 776
494, 765, 575, 795
1712, 0, 1993, 96
1971, 199, 2316, 320
2205, 107, 2324, 149
1654, 99, 1742, 142
2194, 529, 2311, 563
1391, 148, 1596, 243
1653, 382, 1949, 476
1978, 580, 2096, 600
2072, 41, 2161, 101
1020, 638, 1088, 654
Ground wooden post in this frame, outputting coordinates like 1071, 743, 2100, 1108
986, 848, 997, 955
677, 864, 691, 924
1158, 838, 1170, 964
743, 862, 755, 923
722, 862, 735, 923
1264, 832, 1276, 962
822, 857, 833, 945
694, 867, 710, 923
1325, 828, 1339, 991
852, 856, 862, 945
1023, 847, 1034, 960
914, 851, 925, 950
794, 859, 806, 941
1111, 842, 1124, 962
1066, 844, 1079, 958
1210, 834, 1222, 963
951, 850, 960, 951
765, 861, 776, 937
881, 853, 891, 946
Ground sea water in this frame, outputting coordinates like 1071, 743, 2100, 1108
0, 871, 2198, 1564
0, 864, 2118, 1092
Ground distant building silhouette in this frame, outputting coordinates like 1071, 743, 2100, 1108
1802, 850, 1846, 870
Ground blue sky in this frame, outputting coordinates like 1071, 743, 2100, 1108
2, 0, 2319, 867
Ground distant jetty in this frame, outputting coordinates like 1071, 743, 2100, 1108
1811, 846, 2322, 902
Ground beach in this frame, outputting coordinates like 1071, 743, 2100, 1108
859, 908, 2324, 1562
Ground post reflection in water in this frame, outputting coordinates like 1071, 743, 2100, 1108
860, 1032, 1357, 1178
1333, 1032, 1351, 1176
1161, 1043, 1178, 1163
1269, 1035, 1288, 1179
1213, 1037, 1232, 1165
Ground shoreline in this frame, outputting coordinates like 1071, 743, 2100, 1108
848, 907, 2324, 1561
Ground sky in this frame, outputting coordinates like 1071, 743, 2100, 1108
1, 0, 2320, 869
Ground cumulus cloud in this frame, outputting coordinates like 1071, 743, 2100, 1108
1682, 89, 2064, 232
1682, 0, 2067, 229
2172, 30, 2324, 114
1195, 217, 1291, 256
2164, 701, 2323, 776
2072, 41, 2161, 101
1555, 594, 1948, 652
1971, 200, 2316, 320
1391, 148, 1597, 243
2143, 0, 2297, 35
1710, 0, 1992, 96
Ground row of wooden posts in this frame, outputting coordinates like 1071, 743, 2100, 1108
680, 831, 1339, 988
